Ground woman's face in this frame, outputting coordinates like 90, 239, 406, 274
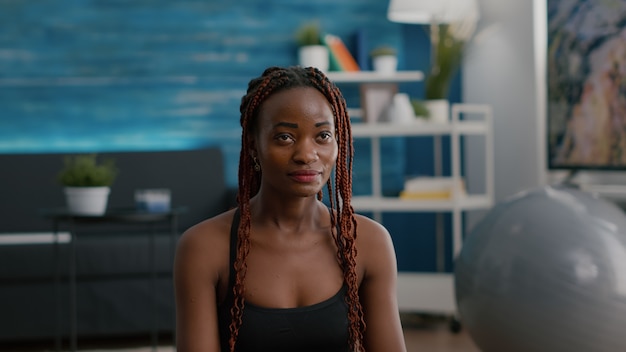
253, 86, 338, 198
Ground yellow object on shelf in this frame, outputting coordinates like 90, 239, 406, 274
400, 176, 465, 200
399, 190, 452, 200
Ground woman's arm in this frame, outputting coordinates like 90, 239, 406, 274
174, 218, 229, 352
356, 215, 407, 352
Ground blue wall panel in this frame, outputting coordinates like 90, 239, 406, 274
0, 0, 405, 186
0, 0, 461, 272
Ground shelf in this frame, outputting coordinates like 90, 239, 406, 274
334, 71, 493, 316
347, 108, 363, 119
351, 120, 488, 137
351, 194, 492, 212
326, 71, 424, 83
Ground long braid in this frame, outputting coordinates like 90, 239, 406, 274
307, 68, 364, 351
232, 66, 364, 352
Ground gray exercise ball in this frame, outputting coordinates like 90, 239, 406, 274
455, 185, 626, 352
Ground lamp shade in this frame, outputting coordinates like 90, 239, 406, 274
387, 0, 479, 24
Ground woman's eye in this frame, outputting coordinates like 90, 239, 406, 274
275, 134, 293, 142
319, 131, 333, 141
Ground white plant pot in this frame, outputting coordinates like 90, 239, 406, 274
372, 55, 398, 74
298, 45, 329, 72
64, 186, 111, 216
425, 99, 450, 124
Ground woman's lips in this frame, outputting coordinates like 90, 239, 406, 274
289, 170, 321, 183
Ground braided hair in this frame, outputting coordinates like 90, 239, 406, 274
230, 66, 364, 351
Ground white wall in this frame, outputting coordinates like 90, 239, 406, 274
464, 0, 546, 202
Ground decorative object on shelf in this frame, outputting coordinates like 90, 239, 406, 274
424, 22, 471, 101
135, 188, 171, 212
409, 97, 449, 124
361, 83, 398, 124
295, 21, 329, 72
322, 33, 360, 72
326, 70, 424, 124
57, 153, 118, 215
424, 99, 450, 124
380, 93, 416, 124
399, 176, 465, 199
387, 0, 479, 121
354, 28, 370, 71
370, 46, 398, 74
410, 98, 430, 119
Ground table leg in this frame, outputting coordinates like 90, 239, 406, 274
150, 223, 157, 352
53, 220, 62, 352
170, 214, 178, 346
69, 219, 77, 352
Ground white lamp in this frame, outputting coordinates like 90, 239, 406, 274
387, 0, 479, 25
386, 0, 479, 102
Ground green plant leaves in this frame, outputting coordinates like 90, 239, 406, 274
425, 24, 466, 100
57, 154, 118, 187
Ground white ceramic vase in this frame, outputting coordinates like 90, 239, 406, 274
381, 93, 415, 124
64, 186, 111, 215
298, 45, 329, 72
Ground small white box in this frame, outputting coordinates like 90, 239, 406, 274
135, 188, 171, 212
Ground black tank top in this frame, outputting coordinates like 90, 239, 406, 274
217, 209, 350, 352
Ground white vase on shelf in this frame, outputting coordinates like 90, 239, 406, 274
425, 99, 450, 124
380, 93, 415, 124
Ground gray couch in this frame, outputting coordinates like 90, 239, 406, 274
0, 148, 234, 345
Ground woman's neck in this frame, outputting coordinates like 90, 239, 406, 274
249, 193, 328, 233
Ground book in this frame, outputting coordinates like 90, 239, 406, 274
354, 28, 370, 71
322, 33, 360, 72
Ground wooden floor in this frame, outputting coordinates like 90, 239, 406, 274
401, 314, 480, 352
5, 314, 481, 352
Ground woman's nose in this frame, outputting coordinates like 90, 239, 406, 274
293, 139, 319, 164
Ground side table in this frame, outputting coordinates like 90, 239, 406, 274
41, 207, 186, 352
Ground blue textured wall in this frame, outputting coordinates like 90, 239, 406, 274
0, 0, 461, 272
0, 0, 402, 183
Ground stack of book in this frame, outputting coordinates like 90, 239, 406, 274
322, 33, 360, 72
399, 177, 466, 200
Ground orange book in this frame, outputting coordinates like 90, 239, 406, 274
323, 34, 360, 72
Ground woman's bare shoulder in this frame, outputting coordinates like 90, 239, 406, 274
353, 213, 396, 270
183, 209, 236, 239
353, 213, 391, 241
176, 209, 237, 262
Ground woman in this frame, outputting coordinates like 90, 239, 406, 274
174, 66, 407, 352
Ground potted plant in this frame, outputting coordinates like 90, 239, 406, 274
424, 22, 471, 123
295, 21, 328, 72
57, 153, 118, 215
410, 99, 430, 119
370, 46, 398, 74
425, 24, 466, 101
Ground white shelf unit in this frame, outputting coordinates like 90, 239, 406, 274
328, 71, 494, 316
351, 105, 494, 257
